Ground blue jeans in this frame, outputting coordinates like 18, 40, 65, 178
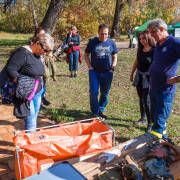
150, 90, 175, 138
89, 69, 113, 115
25, 87, 43, 132
68, 50, 79, 71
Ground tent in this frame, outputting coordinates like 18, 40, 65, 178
172, 22, 180, 28
167, 25, 175, 36
172, 22, 180, 37
134, 20, 152, 38
134, 20, 175, 38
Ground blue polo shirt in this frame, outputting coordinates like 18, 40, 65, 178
149, 34, 180, 93
85, 37, 118, 73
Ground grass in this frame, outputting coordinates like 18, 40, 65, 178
0, 31, 32, 64
0, 32, 179, 146
121, 34, 133, 39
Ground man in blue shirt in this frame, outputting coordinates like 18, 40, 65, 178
128, 28, 131, 38
148, 18, 180, 138
84, 24, 118, 118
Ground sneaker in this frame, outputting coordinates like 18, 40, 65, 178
134, 119, 146, 125
70, 74, 73, 78
42, 97, 50, 106
74, 74, 77, 78
99, 111, 107, 118
147, 125, 152, 133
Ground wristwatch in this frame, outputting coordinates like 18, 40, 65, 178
110, 68, 115, 72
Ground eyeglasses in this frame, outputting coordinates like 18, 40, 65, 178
39, 43, 52, 53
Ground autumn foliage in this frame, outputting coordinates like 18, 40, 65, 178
0, 0, 179, 38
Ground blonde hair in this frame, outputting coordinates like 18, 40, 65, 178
34, 33, 54, 50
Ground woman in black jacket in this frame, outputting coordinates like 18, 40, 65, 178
6, 33, 54, 132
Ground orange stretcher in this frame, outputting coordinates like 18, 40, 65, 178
14, 117, 115, 180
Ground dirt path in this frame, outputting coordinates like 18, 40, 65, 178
80, 40, 130, 50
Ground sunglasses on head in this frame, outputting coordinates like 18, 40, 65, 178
39, 43, 52, 53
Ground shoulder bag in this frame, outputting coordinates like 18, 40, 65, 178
15, 50, 39, 101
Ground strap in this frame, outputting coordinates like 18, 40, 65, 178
19, 49, 27, 75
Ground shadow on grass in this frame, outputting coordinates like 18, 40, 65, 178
42, 106, 92, 123
41, 106, 147, 132
56, 74, 69, 77
106, 117, 146, 130
115, 136, 130, 143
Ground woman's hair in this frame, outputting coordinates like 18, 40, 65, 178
70, 25, 77, 32
34, 33, 54, 50
34, 27, 45, 38
138, 30, 156, 50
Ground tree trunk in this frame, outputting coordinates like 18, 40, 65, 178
29, 0, 38, 28
41, 0, 67, 35
111, 0, 126, 38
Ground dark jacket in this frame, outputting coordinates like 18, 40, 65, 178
6, 47, 44, 118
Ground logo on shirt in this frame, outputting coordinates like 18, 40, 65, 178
162, 47, 167, 52
95, 46, 110, 58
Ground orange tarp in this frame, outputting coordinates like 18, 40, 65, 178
14, 119, 113, 179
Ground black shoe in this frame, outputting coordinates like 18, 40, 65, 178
74, 74, 77, 78
147, 125, 152, 133
42, 97, 50, 106
70, 73, 73, 78
134, 119, 146, 125
99, 111, 107, 118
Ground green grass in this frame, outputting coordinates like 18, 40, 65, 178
0, 32, 179, 146
120, 34, 133, 39
0, 31, 32, 64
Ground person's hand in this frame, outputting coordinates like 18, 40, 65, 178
88, 65, 93, 70
130, 74, 133, 82
167, 76, 179, 85
69, 42, 73, 45
70, 30, 72, 36
109, 69, 114, 73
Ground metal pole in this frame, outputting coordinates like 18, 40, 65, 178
15, 147, 22, 180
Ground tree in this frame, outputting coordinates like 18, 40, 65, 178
111, 0, 136, 38
1, 0, 15, 13
111, 0, 179, 38
41, 0, 67, 35
111, 0, 126, 38
29, 0, 38, 28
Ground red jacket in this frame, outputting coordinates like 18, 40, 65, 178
66, 46, 82, 64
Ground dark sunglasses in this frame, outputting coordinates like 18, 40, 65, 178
39, 43, 52, 53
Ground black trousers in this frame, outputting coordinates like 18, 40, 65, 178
136, 75, 151, 126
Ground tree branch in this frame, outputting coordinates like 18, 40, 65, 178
3, 0, 15, 13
